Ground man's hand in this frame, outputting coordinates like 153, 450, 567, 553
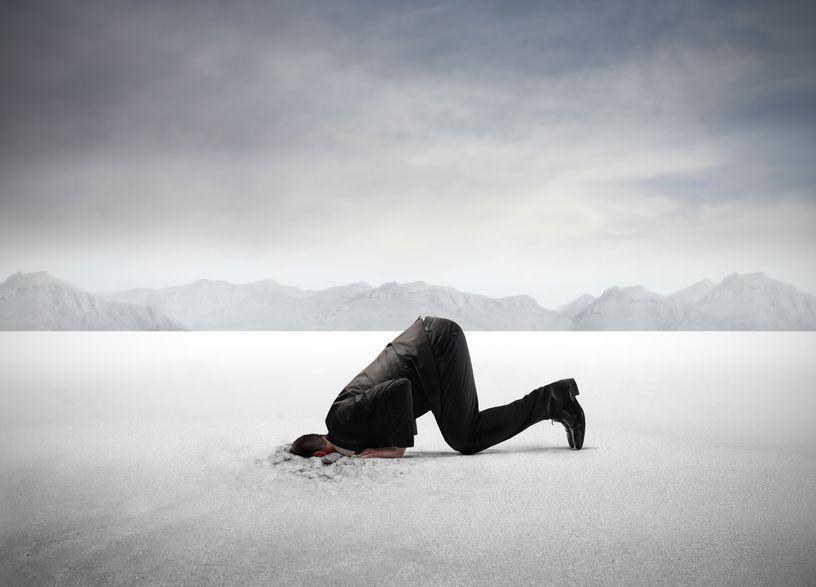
357, 446, 406, 458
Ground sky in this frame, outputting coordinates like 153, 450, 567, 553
0, 0, 814, 308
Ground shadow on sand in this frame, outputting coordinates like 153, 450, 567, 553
406, 445, 595, 458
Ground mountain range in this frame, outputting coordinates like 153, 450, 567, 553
1, 270, 815, 330
0, 271, 182, 330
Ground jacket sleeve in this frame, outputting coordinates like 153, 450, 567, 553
364, 378, 416, 446
341, 378, 416, 448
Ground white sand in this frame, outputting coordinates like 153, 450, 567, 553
1, 332, 815, 585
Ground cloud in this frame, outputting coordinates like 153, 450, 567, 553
0, 0, 813, 304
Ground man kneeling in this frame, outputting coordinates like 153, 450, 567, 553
290, 316, 585, 458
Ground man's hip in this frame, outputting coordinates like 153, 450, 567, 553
422, 315, 462, 357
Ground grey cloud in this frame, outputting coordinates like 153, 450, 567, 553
0, 0, 814, 298
3, 0, 813, 160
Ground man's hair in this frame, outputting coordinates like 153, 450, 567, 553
290, 433, 325, 457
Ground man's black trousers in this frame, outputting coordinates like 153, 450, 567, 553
421, 316, 556, 454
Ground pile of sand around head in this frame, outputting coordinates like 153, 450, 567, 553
259, 444, 415, 482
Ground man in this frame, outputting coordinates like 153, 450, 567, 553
289, 315, 585, 458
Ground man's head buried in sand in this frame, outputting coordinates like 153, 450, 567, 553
290, 433, 334, 458
289, 434, 407, 459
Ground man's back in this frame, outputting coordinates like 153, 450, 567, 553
324, 316, 440, 451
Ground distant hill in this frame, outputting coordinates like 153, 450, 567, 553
557, 293, 596, 319
100, 279, 571, 330
3, 270, 814, 330
668, 279, 716, 306
693, 273, 816, 330
99, 278, 320, 330
571, 273, 816, 330
572, 285, 738, 330
0, 272, 182, 330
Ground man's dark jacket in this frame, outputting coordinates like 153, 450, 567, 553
325, 316, 442, 453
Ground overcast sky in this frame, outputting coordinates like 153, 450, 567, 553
1, 0, 814, 308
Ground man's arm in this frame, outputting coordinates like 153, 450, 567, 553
326, 377, 416, 452
352, 378, 416, 447
357, 446, 406, 458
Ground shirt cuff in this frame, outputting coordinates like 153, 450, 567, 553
332, 443, 356, 457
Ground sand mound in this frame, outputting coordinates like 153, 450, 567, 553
259, 444, 413, 482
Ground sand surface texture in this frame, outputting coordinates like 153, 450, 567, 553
2, 332, 815, 585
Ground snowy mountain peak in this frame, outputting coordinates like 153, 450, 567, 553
382, 280, 433, 290
3, 271, 76, 290
501, 293, 538, 304
316, 282, 373, 299
190, 278, 231, 287
669, 279, 717, 305
719, 272, 790, 291
557, 293, 596, 319
1, 271, 182, 330
694, 272, 816, 329
724, 271, 767, 281
599, 285, 664, 301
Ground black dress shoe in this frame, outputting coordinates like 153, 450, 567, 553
548, 378, 586, 450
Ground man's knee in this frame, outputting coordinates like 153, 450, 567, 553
447, 437, 481, 455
